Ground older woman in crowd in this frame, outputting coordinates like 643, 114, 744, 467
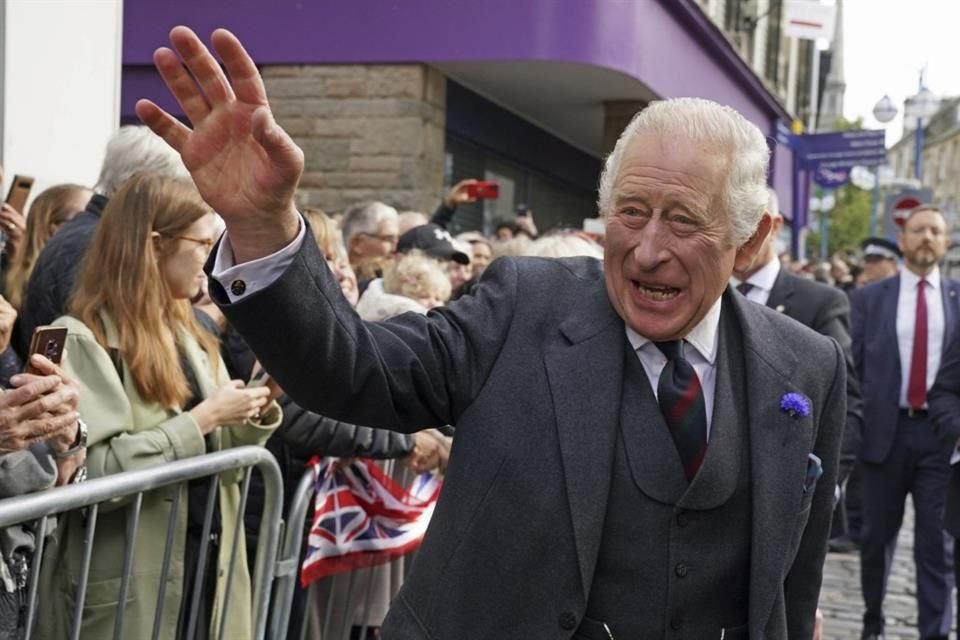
40, 173, 280, 640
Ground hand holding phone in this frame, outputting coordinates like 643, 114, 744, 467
247, 363, 271, 388
25, 326, 68, 375
5, 175, 33, 214
465, 181, 499, 200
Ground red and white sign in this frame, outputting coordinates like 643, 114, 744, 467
784, 0, 837, 41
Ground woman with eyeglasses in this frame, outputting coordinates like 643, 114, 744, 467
40, 173, 281, 640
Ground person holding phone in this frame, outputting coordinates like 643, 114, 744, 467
39, 173, 282, 640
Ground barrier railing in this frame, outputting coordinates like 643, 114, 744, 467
0, 446, 283, 640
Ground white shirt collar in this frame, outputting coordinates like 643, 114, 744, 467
901, 265, 941, 292
739, 255, 781, 292
625, 296, 723, 365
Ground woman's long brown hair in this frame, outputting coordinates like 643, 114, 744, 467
69, 173, 220, 409
5, 184, 90, 309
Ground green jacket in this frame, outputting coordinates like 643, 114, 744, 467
39, 314, 280, 640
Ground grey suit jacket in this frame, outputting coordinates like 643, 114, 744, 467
212, 237, 845, 640
767, 268, 863, 482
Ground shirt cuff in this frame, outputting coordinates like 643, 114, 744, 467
211, 218, 306, 303
952, 438, 960, 465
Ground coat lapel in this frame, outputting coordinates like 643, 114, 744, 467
544, 285, 624, 601
727, 292, 816, 638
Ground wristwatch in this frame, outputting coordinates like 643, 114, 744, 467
70, 463, 87, 484
53, 418, 88, 459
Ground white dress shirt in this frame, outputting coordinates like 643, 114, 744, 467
625, 297, 722, 437
731, 255, 780, 306
896, 267, 944, 408
212, 222, 307, 302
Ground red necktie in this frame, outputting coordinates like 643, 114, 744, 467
907, 279, 928, 409
655, 340, 708, 481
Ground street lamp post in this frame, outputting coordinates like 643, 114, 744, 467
903, 84, 940, 182
870, 95, 898, 235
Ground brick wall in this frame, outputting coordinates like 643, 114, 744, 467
263, 64, 447, 214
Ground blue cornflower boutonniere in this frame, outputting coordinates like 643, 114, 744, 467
780, 392, 810, 418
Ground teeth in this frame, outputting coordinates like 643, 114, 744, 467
637, 284, 678, 301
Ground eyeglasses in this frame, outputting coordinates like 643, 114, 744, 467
358, 231, 399, 245
173, 235, 217, 250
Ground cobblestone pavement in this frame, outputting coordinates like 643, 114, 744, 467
819, 503, 956, 640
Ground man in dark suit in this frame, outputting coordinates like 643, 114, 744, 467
138, 27, 845, 639
733, 189, 864, 544
929, 331, 960, 634
851, 205, 959, 640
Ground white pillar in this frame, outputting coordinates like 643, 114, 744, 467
1, 0, 123, 204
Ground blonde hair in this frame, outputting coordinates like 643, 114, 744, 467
69, 173, 219, 409
525, 233, 603, 260
383, 250, 451, 304
5, 184, 90, 309
302, 207, 342, 257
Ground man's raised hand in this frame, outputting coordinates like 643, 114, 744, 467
135, 27, 304, 262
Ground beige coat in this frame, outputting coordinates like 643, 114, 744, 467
39, 314, 280, 640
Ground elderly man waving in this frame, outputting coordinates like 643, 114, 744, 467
138, 27, 844, 640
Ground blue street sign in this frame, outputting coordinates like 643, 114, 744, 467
775, 121, 796, 149
813, 166, 851, 188
796, 129, 886, 170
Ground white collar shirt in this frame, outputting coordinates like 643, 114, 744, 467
897, 267, 945, 408
625, 296, 722, 437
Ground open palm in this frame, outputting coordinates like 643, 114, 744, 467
136, 27, 303, 259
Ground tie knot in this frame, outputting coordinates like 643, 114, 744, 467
736, 281, 754, 296
655, 340, 684, 361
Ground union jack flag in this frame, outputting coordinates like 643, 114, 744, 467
300, 457, 442, 587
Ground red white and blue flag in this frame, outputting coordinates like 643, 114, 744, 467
300, 457, 442, 587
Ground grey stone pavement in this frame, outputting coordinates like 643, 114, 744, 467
819, 503, 956, 640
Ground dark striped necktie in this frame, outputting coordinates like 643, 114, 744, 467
655, 340, 708, 481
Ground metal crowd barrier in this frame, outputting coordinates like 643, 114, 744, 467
0, 446, 283, 640
272, 459, 416, 640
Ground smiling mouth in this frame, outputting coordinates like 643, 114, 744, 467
633, 281, 680, 301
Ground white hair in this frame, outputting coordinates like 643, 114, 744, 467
525, 234, 604, 260
95, 126, 187, 196
341, 201, 398, 244
597, 98, 771, 246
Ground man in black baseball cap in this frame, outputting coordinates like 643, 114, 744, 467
396, 224, 470, 265
860, 237, 901, 284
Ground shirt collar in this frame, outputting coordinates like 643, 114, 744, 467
901, 265, 941, 292
625, 295, 722, 364
731, 255, 781, 293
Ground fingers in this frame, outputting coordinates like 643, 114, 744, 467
2, 375, 60, 405
135, 99, 190, 152
251, 106, 304, 179
211, 28, 268, 106
24, 354, 66, 379
168, 26, 236, 107
22, 411, 80, 444
154, 47, 212, 124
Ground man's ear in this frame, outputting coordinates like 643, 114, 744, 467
733, 213, 773, 273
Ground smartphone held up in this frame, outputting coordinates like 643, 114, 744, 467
465, 181, 499, 200
25, 325, 68, 374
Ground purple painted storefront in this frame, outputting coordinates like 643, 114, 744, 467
122, 0, 796, 218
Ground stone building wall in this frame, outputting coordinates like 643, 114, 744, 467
263, 64, 447, 214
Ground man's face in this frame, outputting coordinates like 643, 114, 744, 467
351, 218, 399, 263
603, 132, 767, 341
898, 209, 948, 274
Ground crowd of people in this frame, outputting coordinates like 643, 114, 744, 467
1, 24, 959, 640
